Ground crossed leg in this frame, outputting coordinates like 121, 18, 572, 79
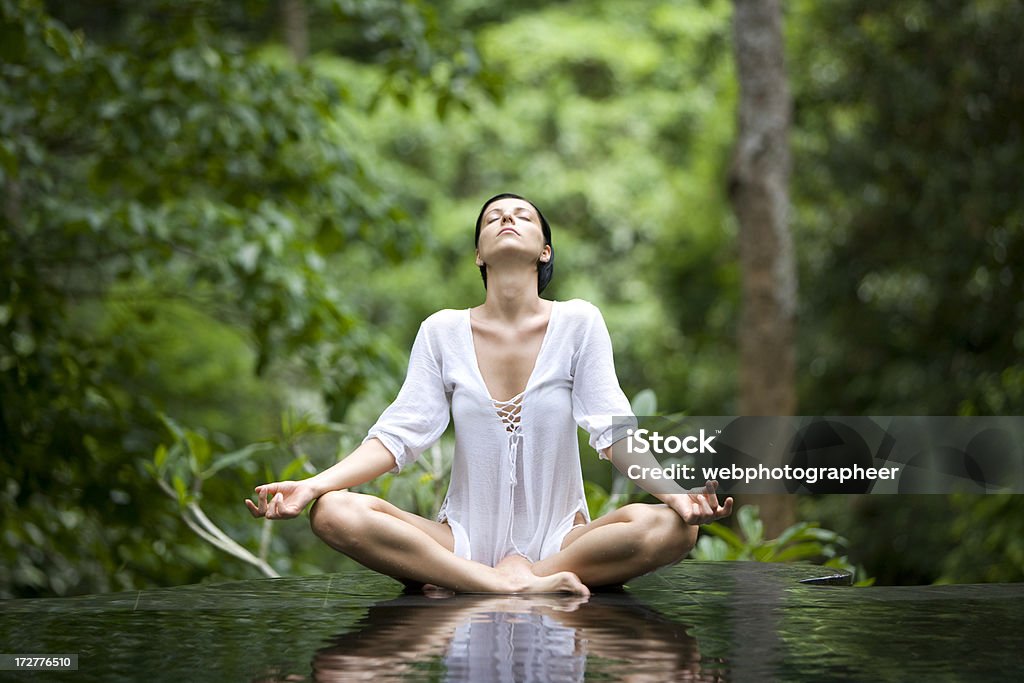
308, 491, 589, 594
310, 492, 698, 593
532, 503, 699, 588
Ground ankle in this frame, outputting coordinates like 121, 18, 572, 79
495, 571, 530, 593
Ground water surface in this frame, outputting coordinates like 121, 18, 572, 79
1, 562, 1021, 681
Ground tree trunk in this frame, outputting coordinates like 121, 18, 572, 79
281, 0, 309, 62
0, 179, 21, 459
728, 0, 797, 538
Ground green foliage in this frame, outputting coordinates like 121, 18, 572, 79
146, 411, 361, 578
806, 493, 1024, 586
3, 0, 1021, 596
0, 0, 487, 597
788, 0, 1024, 415
583, 476, 648, 521
941, 494, 1024, 584
693, 505, 874, 586
334, 0, 740, 413
788, 0, 1024, 585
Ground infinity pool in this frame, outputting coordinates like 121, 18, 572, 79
1, 562, 1021, 681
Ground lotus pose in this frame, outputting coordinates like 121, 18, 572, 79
246, 193, 733, 594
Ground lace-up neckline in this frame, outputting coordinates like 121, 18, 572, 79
491, 391, 524, 435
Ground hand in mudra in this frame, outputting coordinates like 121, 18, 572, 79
666, 480, 734, 526
245, 481, 316, 520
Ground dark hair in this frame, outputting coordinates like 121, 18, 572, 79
474, 193, 555, 294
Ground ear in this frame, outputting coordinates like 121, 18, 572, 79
475, 249, 484, 267
539, 244, 552, 263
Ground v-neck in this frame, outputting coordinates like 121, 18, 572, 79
466, 300, 558, 403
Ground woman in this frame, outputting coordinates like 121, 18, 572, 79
246, 193, 733, 595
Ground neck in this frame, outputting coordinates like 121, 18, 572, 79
480, 265, 545, 322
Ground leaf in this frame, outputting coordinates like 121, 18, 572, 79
433, 93, 447, 119
584, 481, 609, 520
772, 542, 825, 562
802, 527, 848, 546
773, 521, 811, 548
693, 536, 731, 561
700, 521, 746, 551
172, 475, 188, 506
43, 23, 74, 59
185, 430, 211, 471
630, 388, 658, 416
279, 452, 310, 481
158, 413, 186, 441
0, 139, 17, 179
737, 505, 763, 546
201, 442, 275, 479
154, 444, 168, 472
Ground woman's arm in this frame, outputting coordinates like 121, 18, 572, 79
248, 316, 451, 521
245, 438, 397, 520
569, 303, 733, 525
602, 440, 734, 525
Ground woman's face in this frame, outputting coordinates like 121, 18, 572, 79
475, 197, 551, 268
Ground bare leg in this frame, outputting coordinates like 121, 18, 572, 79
310, 491, 589, 595
531, 503, 698, 588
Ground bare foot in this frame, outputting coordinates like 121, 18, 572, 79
494, 555, 589, 596
517, 570, 590, 596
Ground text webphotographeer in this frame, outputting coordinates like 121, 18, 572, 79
626, 462, 901, 485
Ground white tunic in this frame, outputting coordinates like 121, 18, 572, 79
363, 299, 636, 567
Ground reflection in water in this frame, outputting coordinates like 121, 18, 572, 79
308, 591, 724, 682
6, 564, 1023, 681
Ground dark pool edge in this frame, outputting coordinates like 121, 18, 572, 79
798, 572, 853, 586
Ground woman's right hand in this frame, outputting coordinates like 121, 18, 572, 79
245, 480, 318, 520
245, 439, 395, 521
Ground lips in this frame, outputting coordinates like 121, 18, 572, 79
498, 227, 519, 235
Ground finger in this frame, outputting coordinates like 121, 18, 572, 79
245, 498, 263, 518
711, 499, 730, 520
691, 501, 703, 524
697, 491, 715, 514
677, 497, 701, 524
269, 492, 284, 519
704, 480, 721, 507
689, 493, 717, 524
701, 500, 716, 524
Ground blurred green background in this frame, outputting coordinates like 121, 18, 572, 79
2, 0, 1022, 598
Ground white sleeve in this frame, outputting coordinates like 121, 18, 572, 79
570, 305, 637, 458
363, 320, 451, 473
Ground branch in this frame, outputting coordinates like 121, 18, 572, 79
186, 502, 281, 578
156, 478, 280, 578
259, 515, 273, 564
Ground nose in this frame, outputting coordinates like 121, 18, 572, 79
499, 211, 515, 225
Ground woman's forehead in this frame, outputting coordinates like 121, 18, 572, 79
483, 197, 538, 216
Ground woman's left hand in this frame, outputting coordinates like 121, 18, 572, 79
663, 480, 734, 526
